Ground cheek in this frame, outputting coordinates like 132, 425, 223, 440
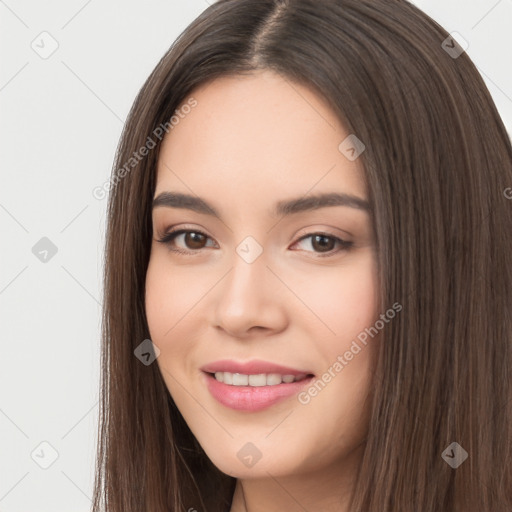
145, 260, 173, 340
145, 258, 193, 374
145, 255, 220, 387
145, 255, 209, 340
291, 254, 378, 341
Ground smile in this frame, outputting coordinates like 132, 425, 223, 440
203, 371, 315, 412
211, 371, 310, 386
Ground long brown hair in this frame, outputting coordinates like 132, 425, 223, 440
92, 1, 512, 510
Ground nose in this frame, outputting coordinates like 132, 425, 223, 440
212, 248, 288, 339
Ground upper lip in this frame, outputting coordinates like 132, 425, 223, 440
201, 359, 314, 376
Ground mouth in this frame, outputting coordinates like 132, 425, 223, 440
202, 371, 316, 412
205, 371, 314, 386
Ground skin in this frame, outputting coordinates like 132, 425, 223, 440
145, 69, 380, 511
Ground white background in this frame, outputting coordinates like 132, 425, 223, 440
1, 1, 511, 510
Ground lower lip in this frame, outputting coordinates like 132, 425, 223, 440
203, 372, 315, 412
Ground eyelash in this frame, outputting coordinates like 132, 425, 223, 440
155, 228, 353, 258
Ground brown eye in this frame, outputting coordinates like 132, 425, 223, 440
311, 234, 336, 252
184, 232, 207, 249
156, 229, 217, 254
292, 232, 353, 257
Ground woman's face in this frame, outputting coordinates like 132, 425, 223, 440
145, 70, 379, 481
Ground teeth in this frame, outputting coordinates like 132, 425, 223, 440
232, 373, 248, 386
249, 374, 267, 386
212, 372, 308, 386
266, 373, 282, 386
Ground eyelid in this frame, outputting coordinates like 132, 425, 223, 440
293, 224, 354, 241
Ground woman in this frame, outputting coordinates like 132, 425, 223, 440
92, 1, 512, 510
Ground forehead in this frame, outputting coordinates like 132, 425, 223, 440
155, 70, 367, 205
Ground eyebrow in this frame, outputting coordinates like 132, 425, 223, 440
152, 191, 371, 219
